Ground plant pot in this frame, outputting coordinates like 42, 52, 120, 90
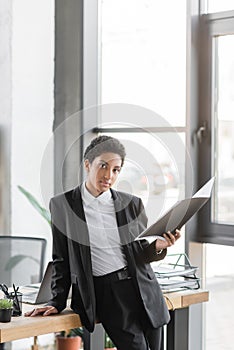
56, 336, 82, 350
0, 308, 12, 323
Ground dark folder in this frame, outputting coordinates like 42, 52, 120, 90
137, 177, 215, 238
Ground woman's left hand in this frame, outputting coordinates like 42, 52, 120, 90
155, 229, 181, 251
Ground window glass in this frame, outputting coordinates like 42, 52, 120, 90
207, 0, 234, 13
205, 243, 234, 350
100, 0, 186, 126
212, 35, 234, 224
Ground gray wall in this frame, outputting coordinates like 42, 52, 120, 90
54, 0, 83, 194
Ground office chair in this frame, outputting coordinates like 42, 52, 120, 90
0, 236, 47, 287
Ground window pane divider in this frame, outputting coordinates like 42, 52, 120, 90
205, 10, 234, 22
93, 126, 186, 133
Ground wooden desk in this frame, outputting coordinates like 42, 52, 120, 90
164, 289, 209, 350
0, 308, 82, 343
0, 289, 209, 349
164, 289, 209, 310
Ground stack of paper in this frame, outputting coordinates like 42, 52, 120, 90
157, 278, 199, 290
152, 254, 200, 292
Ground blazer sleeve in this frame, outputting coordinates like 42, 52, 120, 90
140, 239, 167, 263
46, 198, 71, 312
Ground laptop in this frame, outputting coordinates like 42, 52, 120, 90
21, 261, 52, 304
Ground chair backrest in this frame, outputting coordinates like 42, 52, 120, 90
0, 236, 47, 286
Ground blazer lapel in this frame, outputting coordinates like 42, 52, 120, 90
71, 186, 92, 273
111, 189, 137, 275
111, 189, 139, 243
111, 189, 129, 244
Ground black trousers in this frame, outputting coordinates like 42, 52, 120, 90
93, 268, 163, 350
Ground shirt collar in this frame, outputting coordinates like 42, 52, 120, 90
81, 182, 112, 206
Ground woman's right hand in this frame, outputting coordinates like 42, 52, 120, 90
24, 305, 58, 317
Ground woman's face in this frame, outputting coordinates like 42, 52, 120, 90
84, 152, 122, 197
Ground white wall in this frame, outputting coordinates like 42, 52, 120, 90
0, 0, 12, 235
11, 0, 54, 264
10, 2, 55, 349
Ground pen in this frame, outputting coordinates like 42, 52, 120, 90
0, 284, 10, 298
13, 284, 21, 315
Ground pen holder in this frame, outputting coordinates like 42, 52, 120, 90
9, 291, 22, 316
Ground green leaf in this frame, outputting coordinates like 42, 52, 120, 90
18, 185, 51, 226
105, 333, 115, 348
0, 299, 13, 309
5, 254, 39, 271
69, 327, 83, 338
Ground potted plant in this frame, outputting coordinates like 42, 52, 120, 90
56, 327, 83, 350
0, 299, 13, 323
105, 333, 116, 350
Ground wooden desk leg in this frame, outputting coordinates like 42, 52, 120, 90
167, 308, 189, 350
31, 336, 39, 350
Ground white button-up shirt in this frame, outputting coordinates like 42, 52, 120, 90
81, 183, 127, 276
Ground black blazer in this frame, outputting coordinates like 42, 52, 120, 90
47, 185, 170, 332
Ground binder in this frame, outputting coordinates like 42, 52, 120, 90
137, 177, 215, 239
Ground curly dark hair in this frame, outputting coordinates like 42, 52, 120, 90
83, 135, 126, 165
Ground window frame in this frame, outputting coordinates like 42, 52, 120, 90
197, 11, 234, 246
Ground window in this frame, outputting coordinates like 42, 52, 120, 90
206, 0, 234, 14
198, 8, 234, 350
212, 35, 234, 224
197, 11, 234, 245
101, 0, 187, 127
205, 243, 234, 350
92, 0, 188, 254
